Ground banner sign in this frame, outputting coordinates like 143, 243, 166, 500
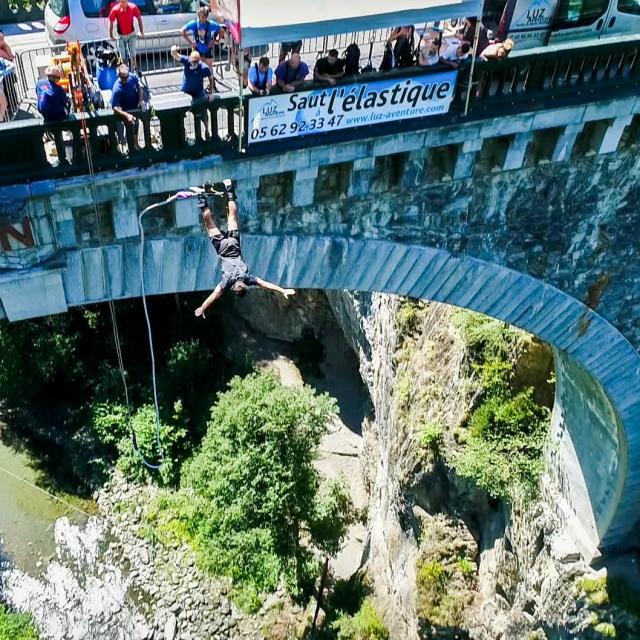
247, 70, 457, 145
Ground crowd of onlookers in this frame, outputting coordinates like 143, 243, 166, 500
17, 0, 515, 148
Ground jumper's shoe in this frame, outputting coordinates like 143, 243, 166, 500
222, 178, 236, 201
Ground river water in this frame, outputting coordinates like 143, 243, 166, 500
0, 438, 92, 574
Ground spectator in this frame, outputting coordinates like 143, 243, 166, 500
275, 53, 308, 93
35, 65, 70, 123
480, 38, 515, 60
0, 30, 14, 62
111, 63, 143, 149
313, 49, 344, 85
440, 37, 471, 68
180, 6, 221, 75
417, 37, 440, 67
171, 45, 214, 99
171, 45, 214, 135
247, 56, 272, 96
0, 31, 17, 118
278, 40, 302, 64
387, 25, 415, 68
109, 0, 144, 72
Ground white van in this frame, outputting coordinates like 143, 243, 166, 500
44, 0, 202, 49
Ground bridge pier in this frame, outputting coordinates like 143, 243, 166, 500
348, 157, 377, 197
551, 124, 585, 162
596, 115, 634, 155
292, 166, 319, 207
453, 138, 483, 180
504, 132, 534, 171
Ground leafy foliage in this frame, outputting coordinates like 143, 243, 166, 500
450, 311, 551, 503
91, 402, 187, 485
420, 422, 444, 452
453, 390, 549, 501
0, 604, 39, 640
331, 598, 389, 640
149, 372, 351, 609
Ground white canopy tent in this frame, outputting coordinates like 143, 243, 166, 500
218, 0, 485, 47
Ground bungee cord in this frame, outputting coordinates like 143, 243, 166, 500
135, 185, 224, 469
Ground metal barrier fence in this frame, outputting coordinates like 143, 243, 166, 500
12, 29, 233, 109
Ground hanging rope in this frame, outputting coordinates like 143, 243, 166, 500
136, 186, 224, 468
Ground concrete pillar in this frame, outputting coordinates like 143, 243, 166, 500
292, 166, 319, 207
235, 176, 259, 219
596, 115, 633, 155
503, 132, 534, 171
112, 197, 138, 239
348, 157, 376, 197
401, 150, 427, 188
552, 124, 585, 162
175, 197, 200, 229
453, 138, 483, 180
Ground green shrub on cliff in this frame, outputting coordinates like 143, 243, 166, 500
0, 604, 39, 640
450, 311, 551, 503
332, 598, 389, 640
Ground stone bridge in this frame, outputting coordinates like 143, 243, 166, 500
0, 91, 639, 560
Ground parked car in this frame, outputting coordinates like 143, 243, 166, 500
44, 0, 206, 50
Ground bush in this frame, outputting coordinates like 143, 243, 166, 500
332, 598, 389, 640
420, 422, 444, 452
91, 402, 187, 485
452, 389, 549, 502
0, 604, 39, 640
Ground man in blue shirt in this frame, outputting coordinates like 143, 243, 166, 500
180, 5, 221, 79
275, 53, 308, 93
170, 46, 213, 99
35, 65, 70, 123
247, 56, 272, 96
170, 45, 214, 137
111, 63, 143, 148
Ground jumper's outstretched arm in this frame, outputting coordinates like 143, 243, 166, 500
195, 284, 223, 318
256, 277, 295, 299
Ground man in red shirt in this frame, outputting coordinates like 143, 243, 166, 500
109, 0, 144, 72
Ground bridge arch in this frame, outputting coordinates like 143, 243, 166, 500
228, 234, 638, 555
38, 230, 640, 555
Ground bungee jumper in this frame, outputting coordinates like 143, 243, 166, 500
194, 179, 296, 318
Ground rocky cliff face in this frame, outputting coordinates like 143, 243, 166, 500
327, 291, 640, 640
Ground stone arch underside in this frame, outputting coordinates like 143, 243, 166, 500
63, 234, 640, 555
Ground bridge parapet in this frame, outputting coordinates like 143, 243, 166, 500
0, 36, 638, 186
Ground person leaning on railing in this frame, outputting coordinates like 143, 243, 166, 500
111, 63, 144, 151
35, 65, 71, 123
480, 38, 514, 60
275, 53, 309, 93
109, 0, 145, 73
313, 49, 345, 86
247, 56, 273, 96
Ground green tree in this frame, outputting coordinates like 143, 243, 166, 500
332, 598, 389, 640
91, 401, 187, 485
179, 372, 352, 607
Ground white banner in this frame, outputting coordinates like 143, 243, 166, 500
247, 70, 457, 145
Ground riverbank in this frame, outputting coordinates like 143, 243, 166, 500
0, 292, 372, 640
